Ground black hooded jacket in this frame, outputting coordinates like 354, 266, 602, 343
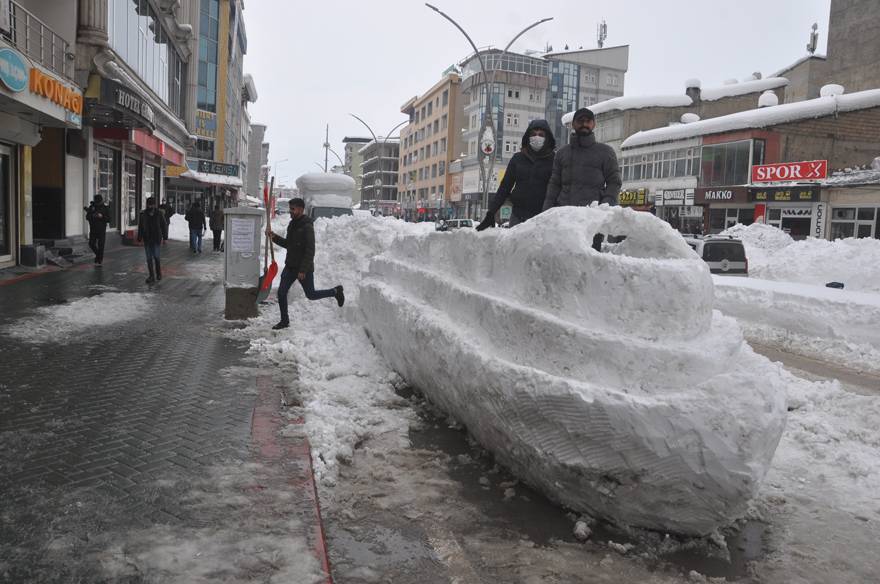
487, 119, 556, 221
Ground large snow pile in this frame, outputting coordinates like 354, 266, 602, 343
720, 222, 794, 267
358, 205, 788, 535
755, 236, 880, 293
168, 214, 191, 242
713, 276, 880, 374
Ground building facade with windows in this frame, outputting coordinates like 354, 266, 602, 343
619, 86, 880, 239
342, 136, 370, 204
245, 122, 266, 198
398, 71, 462, 221
359, 139, 399, 215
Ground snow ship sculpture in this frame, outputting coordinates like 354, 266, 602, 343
358, 206, 787, 535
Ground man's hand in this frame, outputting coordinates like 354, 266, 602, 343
297, 272, 305, 282
475, 212, 495, 232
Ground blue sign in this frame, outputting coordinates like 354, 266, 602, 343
0, 47, 29, 93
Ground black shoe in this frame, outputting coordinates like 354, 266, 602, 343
335, 285, 345, 307
155, 258, 162, 281
272, 322, 289, 330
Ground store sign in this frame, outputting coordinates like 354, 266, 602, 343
114, 86, 153, 125
195, 110, 217, 139
694, 187, 749, 204
751, 160, 827, 183
619, 188, 647, 206
657, 188, 695, 206
812, 202, 826, 239
29, 68, 83, 116
750, 186, 819, 203
197, 160, 239, 177
0, 47, 28, 92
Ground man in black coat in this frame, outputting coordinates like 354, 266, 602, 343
477, 119, 556, 231
84, 195, 110, 265
137, 197, 168, 284
543, 108, 621, 210
266, 198, 344, 330
184, 201, 206, 253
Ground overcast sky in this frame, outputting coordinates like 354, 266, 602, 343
244, 0, 831, 184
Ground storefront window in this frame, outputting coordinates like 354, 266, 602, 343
830, 222, 854, 240
125, 157, 141, 226
143, 165, 159, 203
93, 144, 119, 229
699, 140, 752, 186
0, 150, 9, 257
198, 0, 220, 112
830, 207, 877, 240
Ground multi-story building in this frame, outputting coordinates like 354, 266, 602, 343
825, 0, 880, 94
457, 50, 549, 219
398, 71, 463, 221
359, 139, 399, 215
342, 136, 370, 204
246, 123, 266, 198
0, 0, 88, 267
165, 0, 256, 213
543, 45, 629, 143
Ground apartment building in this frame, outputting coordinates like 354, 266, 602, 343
398, 71, 463, 221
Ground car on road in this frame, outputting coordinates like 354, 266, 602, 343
445, 219, 475, 230
685, 235, 748, 276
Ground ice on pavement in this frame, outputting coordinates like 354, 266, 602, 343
358, 206, 788, 535
2, 292, 152, 343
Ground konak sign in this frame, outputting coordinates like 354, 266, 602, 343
751, 160, 828, 183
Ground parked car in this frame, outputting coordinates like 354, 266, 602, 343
685, 235, 748, 276
445, 219, 475, 230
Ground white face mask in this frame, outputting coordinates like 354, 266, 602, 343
529, 135, 546, 151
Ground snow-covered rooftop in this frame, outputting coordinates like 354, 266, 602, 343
771, 53, 827, 79
561, 78, 789, 124
621, 88, 880, 149
181, 169, 244, 187
357, 137, 400, 155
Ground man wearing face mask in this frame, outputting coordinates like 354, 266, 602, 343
137, 196, 168, 284
542, 108, 620, 211
476, 119, 556, 231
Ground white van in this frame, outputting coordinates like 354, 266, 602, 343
294, 173, 355, 220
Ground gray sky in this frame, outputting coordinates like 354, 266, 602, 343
245, 0, 831, 184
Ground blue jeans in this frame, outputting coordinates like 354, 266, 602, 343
277, 267, 337, 324
189, 228, 203, 252
144, 242, 161, 261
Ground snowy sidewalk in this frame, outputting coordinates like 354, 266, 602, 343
0, 241, 331, 583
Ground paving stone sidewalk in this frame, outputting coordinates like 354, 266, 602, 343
0, 242, 331, 583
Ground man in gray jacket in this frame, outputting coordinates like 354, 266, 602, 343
542, 108, 621, 211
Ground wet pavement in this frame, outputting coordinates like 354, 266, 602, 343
0, 243, 329, 583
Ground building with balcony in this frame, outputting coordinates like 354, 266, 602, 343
398, 71, 463, 222
0, 0, 86, 267
342, 136, 370, 204
359, 138, 399, 215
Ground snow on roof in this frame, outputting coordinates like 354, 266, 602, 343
770, 53, 827, 79
621, 88, 880, 149
181, 169, 243, 187
700, 77, 789, 101
357, 137, 400, 154
561, 78, 789, 124
295, 172, 356, 194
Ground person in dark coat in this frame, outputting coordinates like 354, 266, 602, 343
543, 108, 621, 210
159, 200, 175, 228
477, 119, 556, 231
209, 204, 225, 252
184, 201, 206, 253
84, 195, 110, 265
137, 197, 168, 284
266, 198, 344, 330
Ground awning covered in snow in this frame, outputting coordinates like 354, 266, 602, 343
180, 169, 244, 187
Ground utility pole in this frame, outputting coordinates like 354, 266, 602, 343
323, 124, 330, 172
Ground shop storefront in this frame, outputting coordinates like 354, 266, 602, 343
651, 188, 703, 233
696, 187, 753, 233
0, 39, 84, 267
750, 186, 820, 240
825, 183, 880, 240
166, 159, 243, 213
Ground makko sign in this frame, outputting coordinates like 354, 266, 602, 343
694, 186, 749, 204
752, 160, 828, 183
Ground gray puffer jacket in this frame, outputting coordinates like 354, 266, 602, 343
542, 132, 621, 210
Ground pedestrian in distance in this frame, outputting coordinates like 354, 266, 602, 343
266, 197, 344, 330
209, 204, 225, 252
84, 195, 110, 265
184, 201, 206, 253
477, 119, 556, 231
542, 108, 621, 251
137, 197, 168, 284
159, 200, 175, 228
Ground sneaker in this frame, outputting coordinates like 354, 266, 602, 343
271, 321, 289, 330
335, 285, 345, 307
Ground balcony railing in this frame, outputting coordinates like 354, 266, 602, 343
1, 1, 74, 81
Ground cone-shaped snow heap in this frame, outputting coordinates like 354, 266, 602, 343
359, 206, 787, 534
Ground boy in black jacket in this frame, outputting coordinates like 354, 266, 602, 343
137, 197, 168, 283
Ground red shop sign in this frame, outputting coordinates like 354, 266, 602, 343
752, 160, 827, 183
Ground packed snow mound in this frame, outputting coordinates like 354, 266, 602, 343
751, 237, 880, 293
721, 222, 794, 263
359, 205, 788, 535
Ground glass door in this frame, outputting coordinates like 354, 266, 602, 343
125, 157, 141, 227
0, 145, 12, 261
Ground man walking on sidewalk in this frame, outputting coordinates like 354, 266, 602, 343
209, 204, 225, 252
185, 201, 206, 253
266, 198, 344, 330
84, 195, 110, 265
137, 197, 168, 284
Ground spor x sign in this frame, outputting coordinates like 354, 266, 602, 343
752, 160, 828, 183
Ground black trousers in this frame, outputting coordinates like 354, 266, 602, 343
88, 230, 106, 263
212, 229, 222, 250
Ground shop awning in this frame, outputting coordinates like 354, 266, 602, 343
180, 169, 243, 187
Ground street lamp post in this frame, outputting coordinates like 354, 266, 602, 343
350, 114, 407, 215
426, 4, 551, 218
